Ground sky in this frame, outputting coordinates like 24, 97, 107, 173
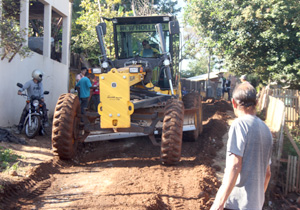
174, 0, 192, 71
176, 0, 186, 23
174, 1, 224, 74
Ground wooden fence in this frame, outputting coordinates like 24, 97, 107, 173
284, 126, 300, 194
258, 88, 300, 128
180, 79, 206, 97
258, 92, 300, 194
262, 96, 286, 196
286, 155, 300, 194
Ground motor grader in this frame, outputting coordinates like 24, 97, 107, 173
52, 15, 203, 165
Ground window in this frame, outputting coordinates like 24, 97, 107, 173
116, 23, 170, 59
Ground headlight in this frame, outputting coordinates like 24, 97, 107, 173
93, 68, 101, 74
102, 61, 109, 69
33, 100, 39, 107
163, 59, 170, 66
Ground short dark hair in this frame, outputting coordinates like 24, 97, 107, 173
81, 67, 87, 71
142, 40, 149, 46
85, 71, 95, 79
232, 83, 257, 108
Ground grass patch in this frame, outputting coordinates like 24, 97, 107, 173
0, 146, 22, 172
0, 185, 4, 193
282, 127, 300, 158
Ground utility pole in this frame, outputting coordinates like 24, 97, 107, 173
206, 50, 211, 97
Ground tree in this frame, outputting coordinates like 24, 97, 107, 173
71, 0, 119, 66
0, 0, 31, 62
185, 0, 300, 89
114, 0, 180, 16
71, 0, 181, 66
180, 58, 208, 78
180, 27, 218, 78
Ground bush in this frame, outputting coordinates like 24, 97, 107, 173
0, 146, 21, 171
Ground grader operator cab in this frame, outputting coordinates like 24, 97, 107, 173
52, 16, 203, 165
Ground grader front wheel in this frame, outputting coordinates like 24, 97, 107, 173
52, 93, 80, 159
161, 98, 184, 165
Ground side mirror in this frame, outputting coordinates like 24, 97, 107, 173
44, 91, 49, 95
17, 83, 23, 88
169, 21, 180, 35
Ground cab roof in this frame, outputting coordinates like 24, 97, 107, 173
109, 16, 177, 25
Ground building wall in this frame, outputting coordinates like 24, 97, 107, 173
0, 0, 71, 127
40, 0, 70, 16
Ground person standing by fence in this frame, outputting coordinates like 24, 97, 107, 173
239, 74, 248, 84
223, 75, 231, 101
217, 72, 225, 99
210, 82, 273, 210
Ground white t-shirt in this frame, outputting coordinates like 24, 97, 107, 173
218, 77, 223, 88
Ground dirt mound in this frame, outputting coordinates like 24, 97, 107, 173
145, 195, 170, 210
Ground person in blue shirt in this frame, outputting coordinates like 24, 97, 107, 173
140, 40, 160, 57
75, 72, 93, 115
182, 87, 188, 96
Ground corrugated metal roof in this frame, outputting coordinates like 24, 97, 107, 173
187, 72, 219, 81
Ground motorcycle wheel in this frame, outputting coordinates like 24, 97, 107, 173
25, 115, 41, 138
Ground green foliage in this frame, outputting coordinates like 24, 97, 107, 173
0, 0, 32, 61
2, 0, 20, 17
282, 127, 300, 158
71, 0, 119, 65
181, 57, 209, 78
0, 20, 31, 60
184, 0, 300, 89
109, 0, 180, 16
154, 0, 181, 15
0, 147, 21, 171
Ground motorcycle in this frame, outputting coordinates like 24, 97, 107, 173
17, 83, 49, 138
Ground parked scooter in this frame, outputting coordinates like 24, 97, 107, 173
17, 83, 49, 138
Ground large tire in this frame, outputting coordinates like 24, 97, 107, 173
182, 93, 202, 141
161, 98, 184, 165
25, 115, 41, 139
52, 93, 80, 159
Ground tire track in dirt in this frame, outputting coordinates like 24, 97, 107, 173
152, 165, 205, 210
0, 159, 57, 209
0, 157, 81, 210
162, 168, 186, 209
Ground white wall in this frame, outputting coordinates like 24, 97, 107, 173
0, 53, 69, 126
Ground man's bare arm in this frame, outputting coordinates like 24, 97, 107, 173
210, 153, 242, 210
264, 165, 271, 192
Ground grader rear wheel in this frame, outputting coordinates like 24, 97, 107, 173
183, 93, 202, 141
161, 98, 184, 165
52, 93, 80, 159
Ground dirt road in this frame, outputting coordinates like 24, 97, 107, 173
0, 101, 234, 210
